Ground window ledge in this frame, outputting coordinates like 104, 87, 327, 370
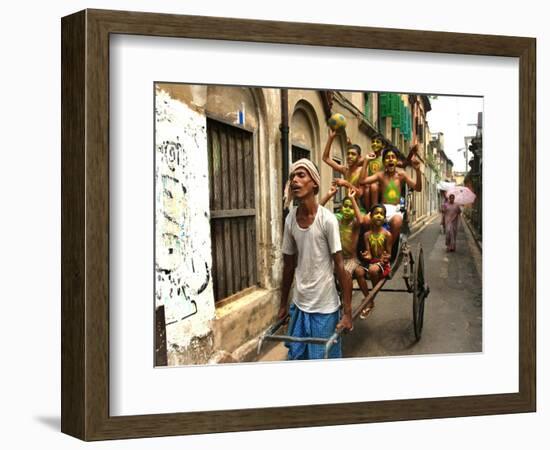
215, 287, 273, 319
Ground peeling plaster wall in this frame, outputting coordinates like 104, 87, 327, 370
264, 89, 285, 289
155, 88, 215, 360
207, 85, 258, 129
291, 108, 315, 150
289, 91, 323, 162
288, 91, 341, 196
154, 85, 284, 364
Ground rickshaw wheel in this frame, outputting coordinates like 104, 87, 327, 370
413, 246, 427, 341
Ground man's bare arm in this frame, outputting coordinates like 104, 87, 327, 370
320, 183, 338, 206
349, 189, 365, 225
322, 130, 346, 174
403, 157, 422, 192
399, 144, 419, 168
383, 230, 393, 263
360, 171, 382, 186
278, 253, 296, 320
334, 177, 356, 191
358, 151, 375, 181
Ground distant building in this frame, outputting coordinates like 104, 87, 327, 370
464, 112, 483, 239
428, 132, 456, 209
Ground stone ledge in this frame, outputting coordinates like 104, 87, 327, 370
232, 337, 260, 363
212, 287, 279, 355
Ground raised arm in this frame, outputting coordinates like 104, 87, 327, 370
358, 151, 376, 181
320, 182, 338, 206
348, 189, 365, 224
402, 156, 422, 192
322, 129, 346, 174
398, 143, 419, 168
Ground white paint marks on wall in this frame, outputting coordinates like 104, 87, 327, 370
155, 88, 215, 341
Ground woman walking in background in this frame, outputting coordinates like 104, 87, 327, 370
443, 194, 461, 252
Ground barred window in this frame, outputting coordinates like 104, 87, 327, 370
292, 144, 310, 163
207, 118, 257, 302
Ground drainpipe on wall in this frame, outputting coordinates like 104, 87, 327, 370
280, 89, 289, 219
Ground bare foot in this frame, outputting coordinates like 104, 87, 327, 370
359, 300, 375, 319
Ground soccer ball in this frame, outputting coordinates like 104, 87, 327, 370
328, 113, 347, 131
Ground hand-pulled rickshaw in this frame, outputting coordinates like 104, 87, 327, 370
257, 185, 430, 359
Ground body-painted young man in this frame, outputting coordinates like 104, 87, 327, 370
362, 136, 385, 210
279, 159, 353, 360
322, 129, 374, 200
360, 148, 422, 245
320, 185, 370, 300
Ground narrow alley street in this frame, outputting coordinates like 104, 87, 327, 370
343, 215, 482, 358
259, 214, 482, 361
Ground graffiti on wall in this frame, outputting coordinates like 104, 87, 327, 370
155, 89, 214, 326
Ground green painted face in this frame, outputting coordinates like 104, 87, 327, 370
341, 199, 355, 220
371, 207, 385, 226
346, 148, 359, 166
372, 138, 383, 153
383, 151, 398, 171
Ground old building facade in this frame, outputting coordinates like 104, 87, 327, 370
155, 84, 439, 365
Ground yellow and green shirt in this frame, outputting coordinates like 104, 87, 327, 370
368, 155, 383, 176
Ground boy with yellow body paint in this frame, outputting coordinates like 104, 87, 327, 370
322, 129, 375, 201
320, 185, 370, 300
362, 137, 385, 209
359, 204, 393, 318
360, 148, 422, 245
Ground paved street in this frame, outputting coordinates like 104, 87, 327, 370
343, 214, 482, 357
259, 214, 482, 361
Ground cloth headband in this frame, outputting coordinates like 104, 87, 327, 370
283, 158, 321, 209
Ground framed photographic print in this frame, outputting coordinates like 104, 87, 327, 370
61, 9, 536, 441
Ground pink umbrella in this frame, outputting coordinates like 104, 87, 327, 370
446, 186, 476, 206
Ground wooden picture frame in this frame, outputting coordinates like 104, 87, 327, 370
61, 9, 536, 441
